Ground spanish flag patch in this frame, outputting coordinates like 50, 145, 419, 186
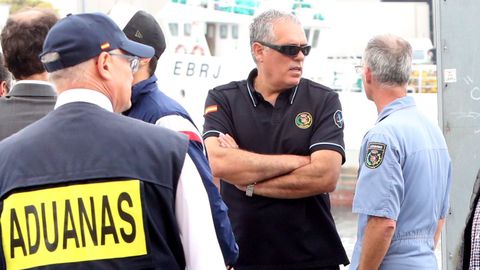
100, 42, 111, 50
204, 105, 218, 115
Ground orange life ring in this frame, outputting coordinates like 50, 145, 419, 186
175, 44, 187, 54
191, 45, 205, 56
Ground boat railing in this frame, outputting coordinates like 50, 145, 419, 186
169, 0, 326, 20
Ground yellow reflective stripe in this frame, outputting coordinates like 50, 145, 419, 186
1, 180, 146, 270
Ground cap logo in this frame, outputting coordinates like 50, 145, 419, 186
333, 110, 344, 128
134, 30, 143, 39
295, 112, 313, 129
365, 142, 386, 169
100, 42, 111, 50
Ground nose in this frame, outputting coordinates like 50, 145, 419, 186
294, 50, 305, 60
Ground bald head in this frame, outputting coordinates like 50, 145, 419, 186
10, 8, 53, 23
363, 34, 412, 87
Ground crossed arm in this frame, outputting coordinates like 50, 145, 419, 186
204, 134, 342, 199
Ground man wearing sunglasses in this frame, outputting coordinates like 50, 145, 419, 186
203, 9, 349, 270
0, 13, 225, 269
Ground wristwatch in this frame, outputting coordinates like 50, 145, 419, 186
246, 183, 256, 197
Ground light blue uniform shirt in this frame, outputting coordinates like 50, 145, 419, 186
351, 96, 451, 270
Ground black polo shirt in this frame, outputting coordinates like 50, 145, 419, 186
203, 69, 349, 270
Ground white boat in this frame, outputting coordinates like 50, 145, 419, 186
107, 0, 439, 204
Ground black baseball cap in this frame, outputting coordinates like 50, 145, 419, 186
123, 11, 166, 59
40, 12, 155, 72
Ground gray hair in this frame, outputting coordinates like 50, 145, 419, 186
48, 60, 91, 90
249, 9, 301, 62
363, 34, 412, 86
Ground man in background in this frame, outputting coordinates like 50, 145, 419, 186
110, 10, 238, 266
351, 34, 451, 269
461, 169, 480, 269
0, 8, 58, 140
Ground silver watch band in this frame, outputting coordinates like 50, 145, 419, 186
246, 183, 255, 197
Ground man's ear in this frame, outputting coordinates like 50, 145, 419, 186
364, 66, 373, 84
252, 42, 264, 63
141, 58, 151, 65
0, 81, 7, 96
137, 57, 151, 72
96, 52, 113, 80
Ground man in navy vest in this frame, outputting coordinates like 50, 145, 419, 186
110, 10, 238, 267
0, 12, 224, 270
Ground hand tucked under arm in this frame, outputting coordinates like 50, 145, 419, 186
204, 136, 310, 186
218, 133, 238, 149
237, 149, 342, 199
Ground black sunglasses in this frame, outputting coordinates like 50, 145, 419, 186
257, 41, 311, 56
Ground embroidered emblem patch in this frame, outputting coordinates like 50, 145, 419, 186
333, 110, 344, 128
365, 142, 387, 169
295, 112, 313, 129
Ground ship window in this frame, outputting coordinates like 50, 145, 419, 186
304, 28, 310, 42
184, 23, 192, 37
169, 23, 179, 37
220, 24, 228, 39
232, 24, 239, 39
207, 24, 215, 38
312, 30, 320, 48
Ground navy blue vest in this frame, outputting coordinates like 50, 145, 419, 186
0, 102, 188, 269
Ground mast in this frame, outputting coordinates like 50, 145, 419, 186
435, 0, 480, 269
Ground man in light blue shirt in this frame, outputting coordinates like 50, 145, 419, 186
351, 34, 451, 270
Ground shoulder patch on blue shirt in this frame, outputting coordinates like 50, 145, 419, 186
365, 142, 387, 169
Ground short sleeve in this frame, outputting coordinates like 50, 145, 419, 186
352, 132, 404, 220
309, 91, 345, 162
202, 89, 235, 139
